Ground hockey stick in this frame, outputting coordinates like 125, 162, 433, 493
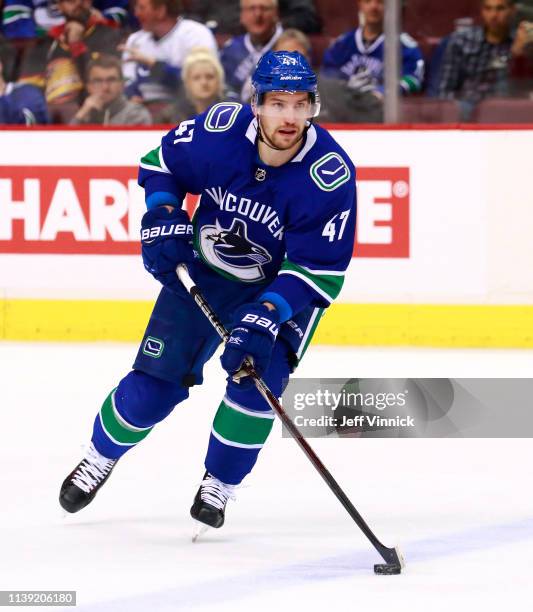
176, 264, 405, 573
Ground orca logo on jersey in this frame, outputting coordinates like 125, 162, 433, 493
198, 218, 272, 282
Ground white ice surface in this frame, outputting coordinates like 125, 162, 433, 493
0, 342, 532, 611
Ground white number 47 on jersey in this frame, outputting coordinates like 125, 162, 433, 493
173, 119, 195, 144
322, 210, 351, 242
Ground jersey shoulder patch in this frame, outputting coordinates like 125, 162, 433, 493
204, 102, 243, 132
309, 152, 351, 192
400, 32, 418, 49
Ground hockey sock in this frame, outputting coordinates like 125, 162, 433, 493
205, 394, 275, 485
92, 388, 154, 460
92, 370, 188, 459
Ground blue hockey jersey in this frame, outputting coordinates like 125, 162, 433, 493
322, 27, 424, 94
138, 103, 356, 321
1, 0, 129, 39
0, 82, 48, 124
220, 25, 282, 102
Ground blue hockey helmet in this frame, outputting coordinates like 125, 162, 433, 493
251, 51, 320, 117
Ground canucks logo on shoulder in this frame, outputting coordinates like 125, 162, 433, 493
204, 103, 243, 132
310, 153, 351, 192
198, 218, 272, 282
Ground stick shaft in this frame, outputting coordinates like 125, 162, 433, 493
176, 264, 402, 565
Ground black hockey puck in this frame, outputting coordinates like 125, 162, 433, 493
374, 563, 402, 575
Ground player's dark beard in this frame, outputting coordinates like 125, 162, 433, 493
257, 118, 306, 151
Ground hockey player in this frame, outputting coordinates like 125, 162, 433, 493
59, 51, 357, 531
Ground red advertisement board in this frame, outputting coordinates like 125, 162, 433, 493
0, 166, 409, 257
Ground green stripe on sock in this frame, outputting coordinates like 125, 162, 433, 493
213, 401, 274, 446
100, 390, 153, 445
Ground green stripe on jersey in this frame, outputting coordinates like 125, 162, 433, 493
280, 260, 344, 302
296, 307, 324, 362
401, 75, 420, 93
212, 400, 275, 447
99, 390, 153, 446
3, 7, 31, 22
140, 146, 167, 172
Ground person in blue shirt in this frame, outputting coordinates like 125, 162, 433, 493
221, 0, 283, 102
318, 0, 424, 122
1, 0, 129, 39
322, 0, 424, 96
0, 55, 48, 123
59, 51, 357, 533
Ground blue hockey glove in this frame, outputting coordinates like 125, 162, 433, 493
221, 303, 280, 385
140, 206, 194, 291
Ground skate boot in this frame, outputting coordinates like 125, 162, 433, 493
59, 442, 117, 513
190, 472, 236, 529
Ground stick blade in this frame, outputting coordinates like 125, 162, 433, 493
374, 544, 405, 574
374, 563, 402, 575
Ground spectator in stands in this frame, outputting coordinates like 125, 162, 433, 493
70, 54, 151, 124
322, 0, 424, 96
17, 0, 121, 123
160, 47, 229, 123
120, 0, 217, 122
0, 45, 48, 123
221, 0, 283, 102
437, 0, 530, 119
272, 27, 311, 59
1, 0, 130, 40
319, 0, 424, 122
185, 0, 321, 36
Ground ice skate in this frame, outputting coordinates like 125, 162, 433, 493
59, 442, 117, 513
190, 472, 236, 538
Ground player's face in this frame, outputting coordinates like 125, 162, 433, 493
358, 0, 384, 27
134, 0, 165, 32
257, 92, 310, 150
240, 0, 279, 39
481, 0, 514, 34
185, 61, 220, 101
87, 66, 124, 105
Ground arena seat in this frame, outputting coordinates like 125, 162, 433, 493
403, 0, 480, 39
313, 0, 359, 37
401, 98, 461, 123
472, 98, 533, 123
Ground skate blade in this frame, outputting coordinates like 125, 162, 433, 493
192, 521, 209, 542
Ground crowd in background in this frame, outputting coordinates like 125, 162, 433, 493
0, 0, 532, 125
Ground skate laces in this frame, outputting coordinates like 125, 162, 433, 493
200, 474, 236, 510
71, 443, 116, 494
